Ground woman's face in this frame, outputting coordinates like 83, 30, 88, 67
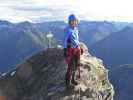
69, 20, 77, 28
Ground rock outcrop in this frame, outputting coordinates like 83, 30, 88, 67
0, 43, 114, 100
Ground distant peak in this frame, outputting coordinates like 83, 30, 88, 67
0, 20, 13, 25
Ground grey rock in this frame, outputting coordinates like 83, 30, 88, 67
0, 43, 114, 100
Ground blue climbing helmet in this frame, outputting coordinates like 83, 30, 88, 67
68, 14, 77, 22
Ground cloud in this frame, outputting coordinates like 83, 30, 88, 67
0, 0, 133, 22
0, 1, 79, 23
11, 5, 53, 12
0, 0, 75, 22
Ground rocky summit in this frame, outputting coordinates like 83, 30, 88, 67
0, 43, 114, 100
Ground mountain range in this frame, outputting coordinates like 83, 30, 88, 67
109, 64, 133, 100
0, 20, 132, 71
90, 26, 133, 68
0, 20, 124, 72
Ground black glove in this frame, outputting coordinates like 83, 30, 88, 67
67, 38, 71, 48
67, 43, 71, 48
64, 48, 67, 57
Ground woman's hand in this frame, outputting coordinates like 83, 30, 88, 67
78, 45, 83, 55
80, 47, 83, 55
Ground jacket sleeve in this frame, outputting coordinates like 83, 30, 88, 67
64, 28, 70, 48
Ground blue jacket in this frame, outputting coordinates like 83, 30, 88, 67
64, 26, 79, 48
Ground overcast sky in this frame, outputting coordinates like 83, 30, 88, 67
0, 0, 133, 22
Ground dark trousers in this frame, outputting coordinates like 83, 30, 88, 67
65, 47, 80, 83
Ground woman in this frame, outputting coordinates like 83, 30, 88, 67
64, 14, 83, 87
